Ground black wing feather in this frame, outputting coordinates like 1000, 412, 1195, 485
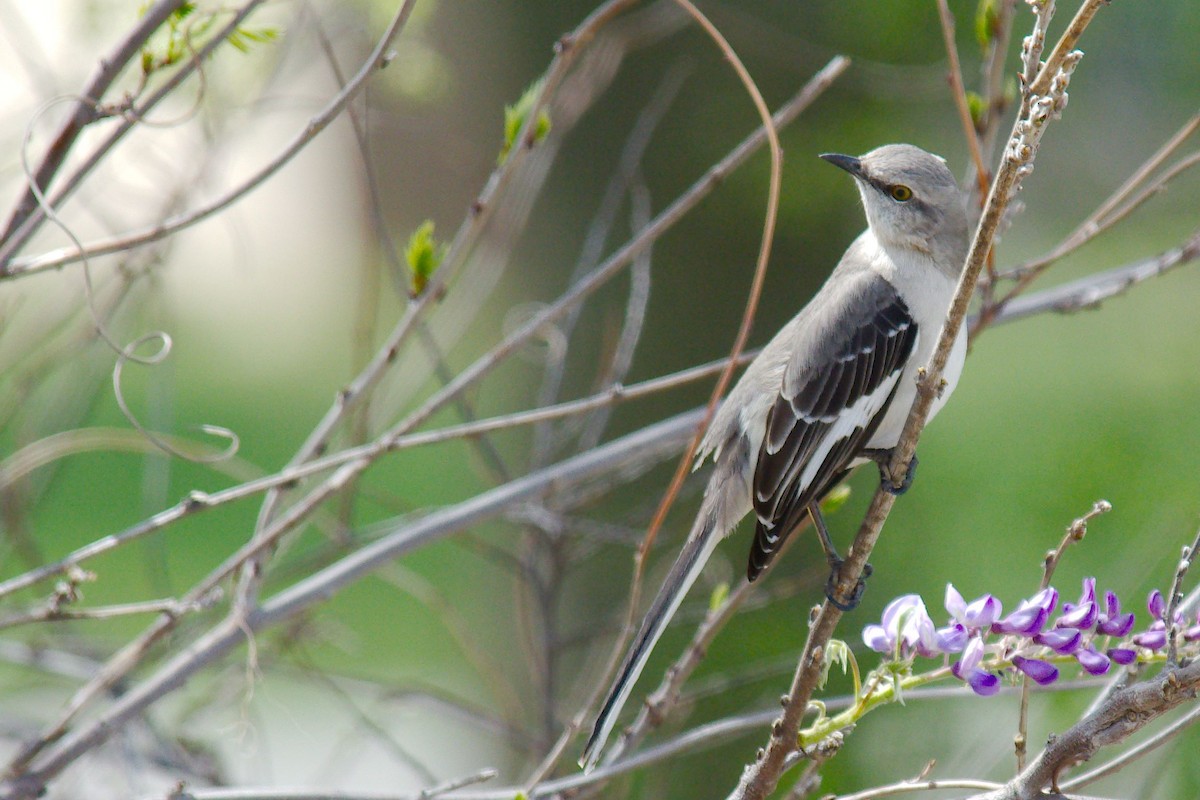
747, 275, 918, 581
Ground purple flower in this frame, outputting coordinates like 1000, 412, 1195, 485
952, 636, 1000, 696
1056, 578, 1098, 630
1185, 614, 1200, 643
1075, 646, 1111, 676
966, 669, 1001, 696
945, 584, 1003, 630
1148, 590, 1166, 620
1012, 655, 1058, 685
1107, 647, 1137, 665
1132, 621, 1167, 651
863, 594, 938, 656
935, 621, 969, 653
1096, 590, 1135, 637
1034, 628, 1081, 654
992, 587, 1057, 635
863, 624, 893, 654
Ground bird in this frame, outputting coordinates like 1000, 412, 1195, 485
580, 143, 971, 772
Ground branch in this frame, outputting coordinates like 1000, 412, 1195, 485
1060, 704, 1200, 792
0, 0, 189, 245
980, 229, 1200, 327
970, 660, 1200, 800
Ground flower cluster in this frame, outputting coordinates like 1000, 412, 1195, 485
862, 579, 1200, 696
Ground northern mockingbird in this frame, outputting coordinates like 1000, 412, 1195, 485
581, 143, 970, 771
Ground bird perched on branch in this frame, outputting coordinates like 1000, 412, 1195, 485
581, 143, 971, 771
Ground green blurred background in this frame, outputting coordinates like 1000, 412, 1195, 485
1, 0, 1198, 796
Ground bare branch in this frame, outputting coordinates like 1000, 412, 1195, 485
1061, 704, 1200, 792
0, 0, 190, 245
969, 660, 1200, 800
981, 229, 1200, 327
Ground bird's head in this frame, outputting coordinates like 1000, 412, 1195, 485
821, 144, 969, 274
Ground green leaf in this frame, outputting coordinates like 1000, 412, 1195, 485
405, 220, 446, 297
498, 79, 552, 165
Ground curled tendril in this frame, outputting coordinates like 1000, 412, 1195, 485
20, 97, 238, 466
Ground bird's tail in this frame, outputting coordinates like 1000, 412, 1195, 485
580, 510, 722, 772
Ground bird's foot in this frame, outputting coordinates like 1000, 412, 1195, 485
825, 558, 873, 612
865, 449, 918, 496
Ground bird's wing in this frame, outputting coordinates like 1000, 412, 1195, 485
748, 272, 918, 580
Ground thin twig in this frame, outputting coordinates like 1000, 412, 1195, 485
530, 57, 690, 466
631, 0, 783, 629
1164, 522, 1200, 665
1042, 500, 1113, 590
980, 229, 1200, 327
975, 112, 1200, 333
0, 596, 211, 632
935, 0, 989, 197
1017, 499, 1112, 768
833, 777, 1002, 800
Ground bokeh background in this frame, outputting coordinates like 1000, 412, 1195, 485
1, 0, 1198, 797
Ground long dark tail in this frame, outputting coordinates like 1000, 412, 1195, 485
580, 512, 721, 772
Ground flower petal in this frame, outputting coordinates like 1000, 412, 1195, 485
963, 594, 1003, 629
1132, 622, 1167, 651
1035, 628, 1081, 654
1103, 589, 1121, 618
1031, 587, 1059, 615
958, 635, 985, 673
1013, 655, 1058, 685
1075, 647, 1110, 676
1148, 590, 1165, 620
966, 669, 1001, 696
1097, 611, 1135, 638
944, 584, 966, 620
992, 605, 1047, 636
863, 624, 893, 653
1055, 600, 1097, 630
1107, 647, 1137, 665
881, 595, 922, 629
936, 623, 968, 654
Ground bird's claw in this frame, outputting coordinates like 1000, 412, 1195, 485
871, 452, 918, 496
825, 559, 873, 611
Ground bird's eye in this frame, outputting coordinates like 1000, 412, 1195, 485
889, 184, 913, 202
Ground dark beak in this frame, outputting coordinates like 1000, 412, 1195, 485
819, 152, 864, 178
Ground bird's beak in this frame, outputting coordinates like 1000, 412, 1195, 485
819, 152, 865, 179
